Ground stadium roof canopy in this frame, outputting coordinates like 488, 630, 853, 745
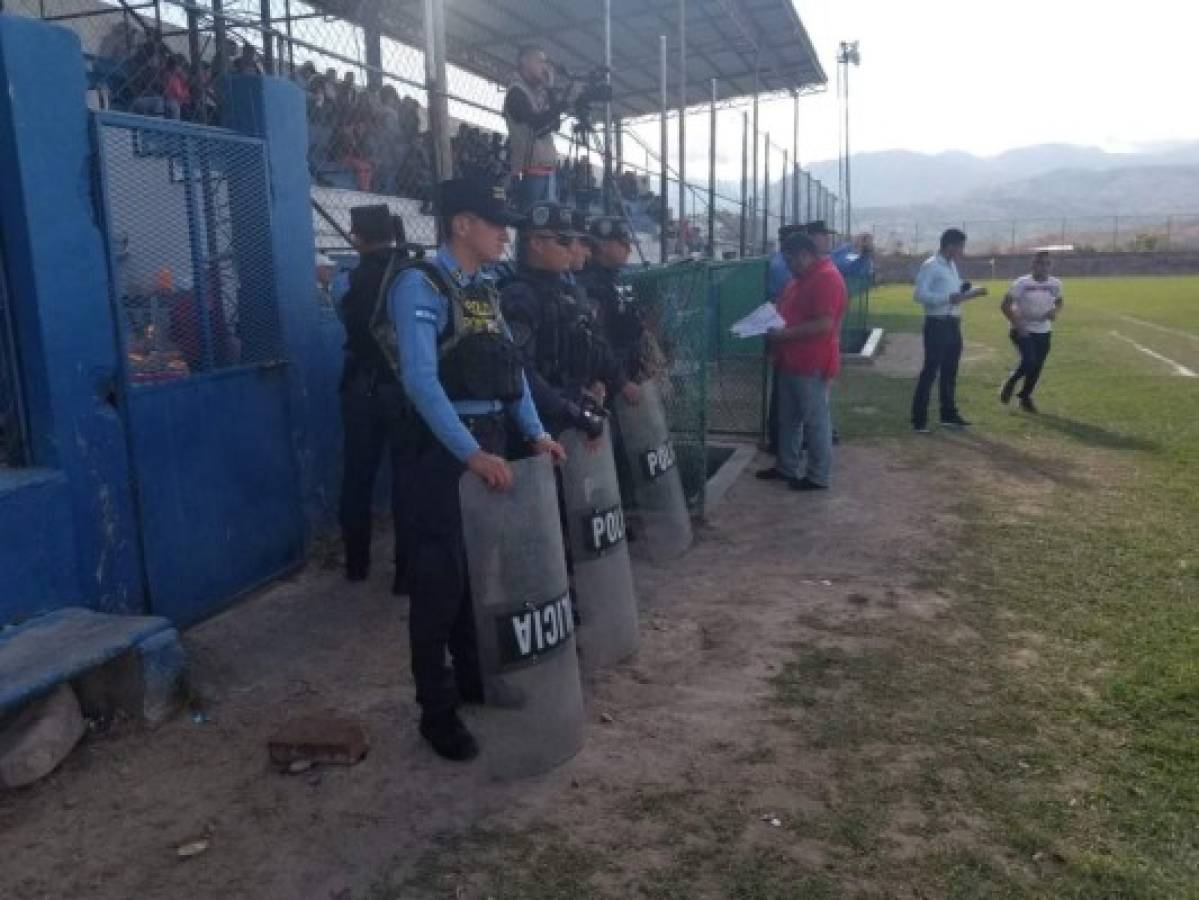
307, 0, 827, 119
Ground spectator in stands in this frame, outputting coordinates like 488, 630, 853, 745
620, 170, 639, 201
503, 44, 571, 210
123, 33, 167, 116
295, 61, 318, 89
162, 54, 190, 120
233, 43, 264, 76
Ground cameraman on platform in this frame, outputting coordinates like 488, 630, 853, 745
504, 45, 572, 210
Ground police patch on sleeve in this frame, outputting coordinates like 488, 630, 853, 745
414, 307, 439, 323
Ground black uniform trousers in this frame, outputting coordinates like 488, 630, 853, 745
1006, 330, 1052, 399
339, 375, 414, 580
407, 413, 508, 715
911, 316, 963, 427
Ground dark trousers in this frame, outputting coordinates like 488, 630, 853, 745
339, 376, 412, 579
1006, 330, 1052, 398
911, 317, 963, 426
407, 415, 507, 716
766, 368, 780, 453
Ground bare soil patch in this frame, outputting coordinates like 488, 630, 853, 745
0, 441, 1041, 899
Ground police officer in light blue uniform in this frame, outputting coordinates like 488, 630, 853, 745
378, 179, 566, 762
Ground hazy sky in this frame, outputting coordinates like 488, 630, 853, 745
784, 0, 1199, 162
626, 0, 1199, 184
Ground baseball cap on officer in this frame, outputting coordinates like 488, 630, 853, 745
519, 202, 581, 236
439, 178, 523, 227
803, 219, 833, 236
588, 216, 633, 244
350, 204, 392, 243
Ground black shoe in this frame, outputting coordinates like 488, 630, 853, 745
832, 430, 842, 446
755, 467, 787, 481
788, 476, 828, 492
1000, 379, 1016, 404
940, 414, 971, 428
345, 564, 368, 583
1019, 397, 1039, 414
419, 711, 479, 761
912, 423, 931, 434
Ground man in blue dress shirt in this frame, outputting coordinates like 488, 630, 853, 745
381, 179, 565, 761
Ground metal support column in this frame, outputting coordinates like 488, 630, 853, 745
364, 12, 383, 90
659, 35, 668, 264
677, 0, 686, 259
424, 0, 453, 196
260, 0, 274, 72
213, 0, 228, 75
761, 135, 770, 255
751, 72, 759, 255
739, 111, 747, 257
707, 79, 716, 258
284, 0, 295, 74
781, 150, 788, 228
186, 6, 202, 121
603, 0, 614, 207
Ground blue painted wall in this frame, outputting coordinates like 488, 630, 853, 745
0, 15, 352, 628
0, 15, 144, 624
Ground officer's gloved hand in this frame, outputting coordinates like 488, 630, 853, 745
564, 399, 606, 440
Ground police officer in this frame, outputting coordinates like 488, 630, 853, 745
579, 216, 648, 402
501, 204, 631, 433
338, 204, 411, 588
381, 179, 565, 762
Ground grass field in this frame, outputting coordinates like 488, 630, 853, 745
829, 274, 1199, 895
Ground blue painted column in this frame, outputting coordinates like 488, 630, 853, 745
222, 75, 339, 533
0, 14, 145, 617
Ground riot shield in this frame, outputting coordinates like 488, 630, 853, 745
614, 380, 693, 561
558, 426, 640, 668
459, 454, 586, 779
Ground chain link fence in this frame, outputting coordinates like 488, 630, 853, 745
97, 115, 284, 383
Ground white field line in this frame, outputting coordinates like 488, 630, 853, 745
1115, 315, 1199, 344
1109, 331, 1198, 378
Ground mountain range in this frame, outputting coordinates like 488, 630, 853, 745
803, 142, 1199, 213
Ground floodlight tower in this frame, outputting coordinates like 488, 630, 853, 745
836, 40, 861, 237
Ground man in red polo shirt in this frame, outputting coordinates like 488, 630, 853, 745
756, 232, 847, 491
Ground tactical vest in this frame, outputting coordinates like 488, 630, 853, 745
341, 250, 398, 384
371, 260, 525, 404
538, 274, 603, 389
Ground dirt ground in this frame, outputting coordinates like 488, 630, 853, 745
0, 433, 979, 899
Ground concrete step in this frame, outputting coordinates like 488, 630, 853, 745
0, 607, 187, 725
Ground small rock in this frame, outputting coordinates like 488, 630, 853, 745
570, 779, 581, 789
770, 818, 782, 828
599, 712, 615, 724
176, 839, 210, 859
0, 685, 86, 789
287, 759, 314, 774
820, 580, 833, 587
1032, 851, 1044, 862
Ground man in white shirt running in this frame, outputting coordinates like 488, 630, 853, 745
999, 251, 1063, 413
910, 228, 988, 432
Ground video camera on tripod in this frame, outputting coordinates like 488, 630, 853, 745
553, 64, 613, 135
